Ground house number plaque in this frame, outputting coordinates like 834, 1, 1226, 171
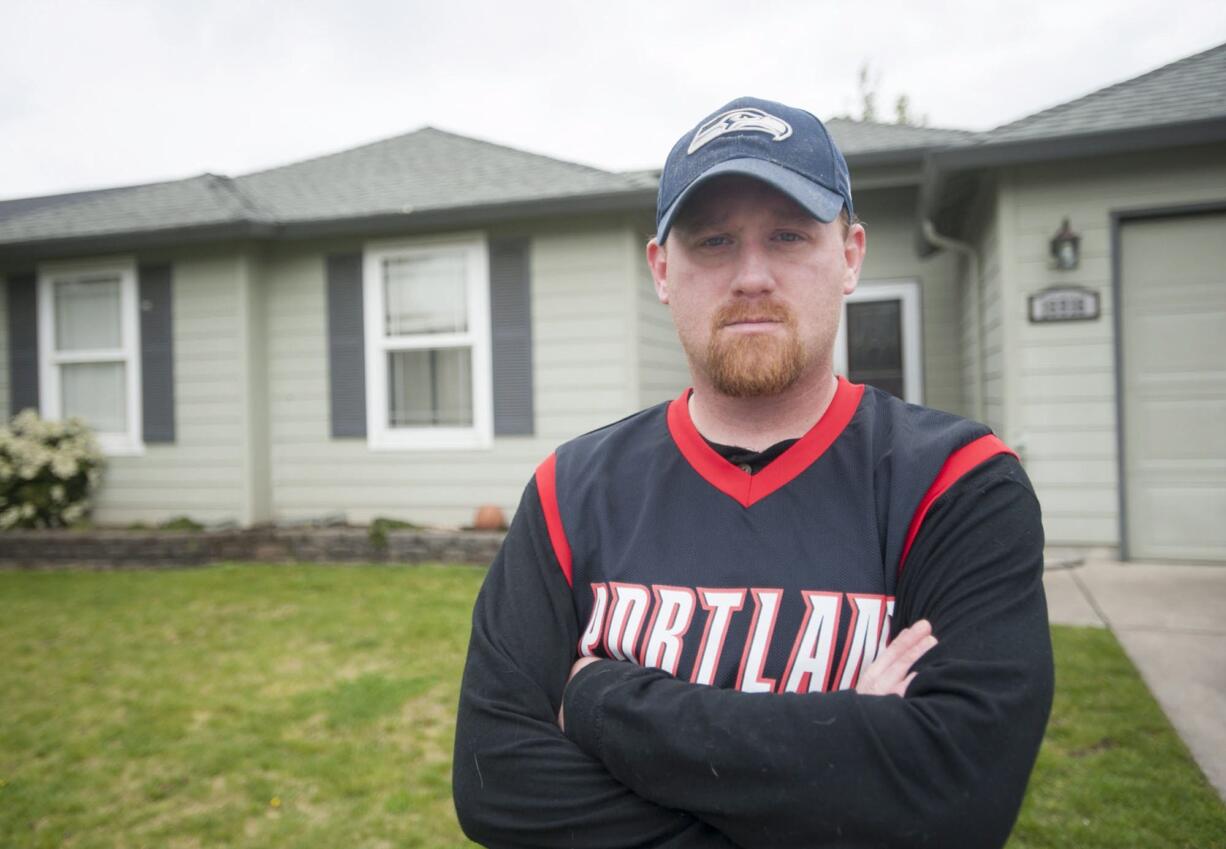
1029, 287, 1100, 323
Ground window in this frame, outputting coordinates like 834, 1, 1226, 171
363, 234, 492, 450
37, 258, 143, 455
833, 280, 923, 404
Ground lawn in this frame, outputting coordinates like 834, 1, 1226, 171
1, 564, 1223, 849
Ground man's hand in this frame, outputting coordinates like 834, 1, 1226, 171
559, 621, 934, 730
855, 619, 937, 697
558, 655, 602, 731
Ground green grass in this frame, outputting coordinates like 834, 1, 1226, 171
1, 565, 1222, 849
0, 564, 485, 849
1010, 627, 1226, 848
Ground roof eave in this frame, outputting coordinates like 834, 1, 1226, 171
928, 115, 1226, 173
844, 145, 945, 168
0, 188, 659, 260
274, 188, 658, 240
0, 220, 275, 263
917, 115, 1226, 256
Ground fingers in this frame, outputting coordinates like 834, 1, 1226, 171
855, 620, 938, 697
879, 623, 937, 684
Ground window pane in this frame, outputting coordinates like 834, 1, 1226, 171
61, 362, 127, 433
387, 348, 473, 427
55, 276, 122, 351
847, 299, 905, 399
383, 252, 468, 336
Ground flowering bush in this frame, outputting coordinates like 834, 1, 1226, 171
0, 409, 104, 529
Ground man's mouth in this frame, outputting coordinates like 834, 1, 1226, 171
722, 317, 781, 328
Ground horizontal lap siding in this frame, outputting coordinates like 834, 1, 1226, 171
92, 248, 248, 526
266, 223, 639, 528
958, 189, 996, 430
1005, 144, 1226, 545
980, 216, 1006, 436
635, 226, 689, 408
857, 186, 964, 416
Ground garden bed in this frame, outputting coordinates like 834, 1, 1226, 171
0, 525, 505, 569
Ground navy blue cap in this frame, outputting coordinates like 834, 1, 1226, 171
656, 96, 853, 243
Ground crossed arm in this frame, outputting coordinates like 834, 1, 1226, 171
452, 456, 1053, 848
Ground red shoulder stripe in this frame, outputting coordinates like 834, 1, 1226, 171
898, 434, 1016, 577
534, 453, 574, 587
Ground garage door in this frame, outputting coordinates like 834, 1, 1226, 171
1120, 211, 1226, 562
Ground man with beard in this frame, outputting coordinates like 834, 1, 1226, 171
453, 97, 1053, 849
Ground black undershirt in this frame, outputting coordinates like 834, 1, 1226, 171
704, 437, 798, 474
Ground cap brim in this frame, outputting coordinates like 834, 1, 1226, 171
656, 158, 845, 244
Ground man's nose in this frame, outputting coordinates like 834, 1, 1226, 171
730, 243, 777, 295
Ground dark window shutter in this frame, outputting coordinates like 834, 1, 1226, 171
6, 272, 39, 419
489, 238, 534, 436
326, 253, 367, 438
139, 263, 175, 442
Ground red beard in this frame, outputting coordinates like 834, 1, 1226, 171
704, 301, 806, 398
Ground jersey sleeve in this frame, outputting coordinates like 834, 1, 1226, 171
451, 476, 738, 848
559, 454, 1054, 849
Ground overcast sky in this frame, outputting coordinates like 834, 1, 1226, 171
2, 0, 1224, 201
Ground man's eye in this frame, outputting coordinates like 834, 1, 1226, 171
775, 231, 805, 242
698, 235, 731, 247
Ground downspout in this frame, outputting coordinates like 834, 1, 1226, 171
921, 219, 986, 422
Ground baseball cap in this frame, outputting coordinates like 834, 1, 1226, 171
655, 96, 854, 243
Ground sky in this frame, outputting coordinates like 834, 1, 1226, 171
2, 0, 1225, 201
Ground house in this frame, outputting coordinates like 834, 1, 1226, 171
919, 42, 1226, 562
2, 42, 1224, 561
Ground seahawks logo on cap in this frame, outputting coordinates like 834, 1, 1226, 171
687, 108, 793, 155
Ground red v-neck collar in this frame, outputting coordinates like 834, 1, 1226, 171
666, 377, 864, 508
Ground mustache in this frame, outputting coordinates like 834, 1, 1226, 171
713, 301, 795, 327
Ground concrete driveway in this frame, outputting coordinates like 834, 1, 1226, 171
1043, 551, 1226, 801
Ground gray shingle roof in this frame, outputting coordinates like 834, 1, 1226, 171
977, 41, 1226, 144
0, 174, 265, 246
234, 127, 649, 223
0, 128, 651, 249
824, 118, 974, 154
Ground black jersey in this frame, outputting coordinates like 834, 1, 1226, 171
454, 381, 1054, 849
537, 379, 1009, 695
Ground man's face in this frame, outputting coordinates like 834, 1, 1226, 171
647, 176, 866, 398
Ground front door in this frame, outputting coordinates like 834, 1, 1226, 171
834, 280, 922, 404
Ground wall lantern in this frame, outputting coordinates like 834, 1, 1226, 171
1050, 217, 1080, 270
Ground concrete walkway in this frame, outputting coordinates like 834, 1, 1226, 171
1043, 550, 1226, 801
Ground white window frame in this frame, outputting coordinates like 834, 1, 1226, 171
37, 256, 144, 456
834, 279, 924, 405
363, 233, 493, 451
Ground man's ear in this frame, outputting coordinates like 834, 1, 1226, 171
842, 222, 867, 297
646, 237, 670, 304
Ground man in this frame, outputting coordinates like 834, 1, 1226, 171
453, 96, 1053, 848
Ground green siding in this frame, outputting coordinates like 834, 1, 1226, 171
264, 221, 641, 528
1002, 143, 1226, 547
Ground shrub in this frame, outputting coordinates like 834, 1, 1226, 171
0, 409, 104, 529
368, 516, 422, 551
158, 516, 205, 532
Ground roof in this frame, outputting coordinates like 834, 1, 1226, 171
0, 128, 654, 254
825, 118, 974, 156
976, 41, 1226, 145
919, 40, 1226, 250
233, 127, 650, 223
0, 174, 271, 250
